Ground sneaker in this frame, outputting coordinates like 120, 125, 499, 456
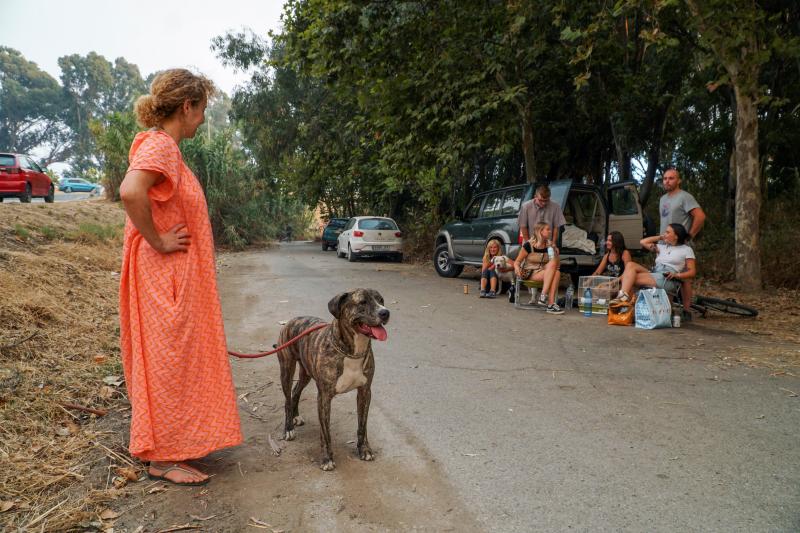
479, 290, 487, 298
610, 291, 631, 306
487, 291, 497, 299
536, 296, 548, 308
547, 303, 565, 315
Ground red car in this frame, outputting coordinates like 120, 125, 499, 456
0, 153, 54, 203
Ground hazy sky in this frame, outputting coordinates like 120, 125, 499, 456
0, 0, 285, 95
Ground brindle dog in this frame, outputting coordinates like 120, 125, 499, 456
276, 288, 389, 471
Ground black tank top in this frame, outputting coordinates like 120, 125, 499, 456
604, 252, 625, 277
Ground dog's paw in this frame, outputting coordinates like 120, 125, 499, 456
358, 447, 375, 461
284, 429, 295, 441
292, 415, 305, 426
320, 459, 336, 471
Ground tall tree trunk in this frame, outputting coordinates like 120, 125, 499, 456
639, 103, 670, 207
520, 102, 536, 183
609, 116, 631, 182
732, 87, 762, 289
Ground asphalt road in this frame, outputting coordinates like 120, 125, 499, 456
217, 242, 800, 532
0, 191, 97, 203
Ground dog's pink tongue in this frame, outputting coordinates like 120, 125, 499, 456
369, 325, 388, 341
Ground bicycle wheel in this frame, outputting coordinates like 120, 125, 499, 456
694, 295, 758, 317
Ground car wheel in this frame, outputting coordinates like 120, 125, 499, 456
433, 243, 463, 278
337, 245, 345, 258
322, 242, 329, 251
44, 185, 55, 203
20, 184, 32, 203
347, 245, 358, 262
64, 186, 72, 193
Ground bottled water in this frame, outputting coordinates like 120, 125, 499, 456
583, 287, 592, 317
565, 284, 574, 310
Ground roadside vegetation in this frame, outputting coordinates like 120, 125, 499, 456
0, 202, 129, 531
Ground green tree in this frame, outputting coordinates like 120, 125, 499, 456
0, 47, 68, 162
683, 0, 800, 289
59, 52, 145, 175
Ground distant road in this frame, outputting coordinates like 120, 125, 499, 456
1, 191, 98, 203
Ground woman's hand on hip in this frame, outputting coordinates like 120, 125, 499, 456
157, 223, 191, 253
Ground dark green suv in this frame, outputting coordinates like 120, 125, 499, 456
433, 179, 646, 282
321, 218, 349, 251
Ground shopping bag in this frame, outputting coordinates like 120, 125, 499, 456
608, 299, 635, 326
635, 288, 672, 329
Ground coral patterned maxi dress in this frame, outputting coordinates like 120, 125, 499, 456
120, 130, 242, 461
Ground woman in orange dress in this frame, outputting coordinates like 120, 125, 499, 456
119, 69, 242, 485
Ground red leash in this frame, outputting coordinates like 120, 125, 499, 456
227, 323, 329, 359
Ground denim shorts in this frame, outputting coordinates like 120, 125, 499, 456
651, 272, 679, 293
481, 269, 498, 280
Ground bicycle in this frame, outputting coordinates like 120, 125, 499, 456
673, 288, 759, 318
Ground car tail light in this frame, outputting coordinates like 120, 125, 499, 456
353, 230, 364, 237
394, 231, 402, 238
518, 231, 524, 245
1, 167, 18, 174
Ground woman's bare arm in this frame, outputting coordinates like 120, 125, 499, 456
592, 253, 608, 276
119, 169, 190, 253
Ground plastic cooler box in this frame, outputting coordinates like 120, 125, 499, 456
577, 276, 620, 315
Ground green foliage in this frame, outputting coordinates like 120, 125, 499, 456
90, 111, 139, 200
0, 47, 67, 162
180, 128, 310, 249
13, 224, 30, 241
67, 223, 124, 244
59, 52, 146, 175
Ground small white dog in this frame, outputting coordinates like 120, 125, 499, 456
491, 255, 515, 284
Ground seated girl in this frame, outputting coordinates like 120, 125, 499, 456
591, 231, 632, 278
480, 240, 513, 298
513, 223, 564, 314
611, 223, 696, 304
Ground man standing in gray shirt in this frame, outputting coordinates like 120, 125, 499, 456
659, 169, 706, 240
518, 184, 566, 243
659, 168, 706, 312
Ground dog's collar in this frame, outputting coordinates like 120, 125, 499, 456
331, 340, 366, 359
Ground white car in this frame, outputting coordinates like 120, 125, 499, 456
337, 216, 403, 262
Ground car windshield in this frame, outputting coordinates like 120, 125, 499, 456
0, 155, 15, 167
327, 219, 347, 229
358, 218, 397, 230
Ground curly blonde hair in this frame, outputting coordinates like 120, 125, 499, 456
134, 69, 216, 128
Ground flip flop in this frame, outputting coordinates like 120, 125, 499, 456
147, 464, 210, 486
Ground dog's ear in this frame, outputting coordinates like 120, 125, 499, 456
328, 292, 350, 319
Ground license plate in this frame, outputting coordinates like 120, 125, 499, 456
373, 245, 390, 251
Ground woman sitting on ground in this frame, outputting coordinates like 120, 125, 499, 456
611, 223, 696, 304
480, 240, 513, 298
591, 231, 632, 278
513, 222, 564, 314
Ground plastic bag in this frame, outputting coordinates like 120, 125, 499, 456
635, 288, 672, 329
608, 299, 635, 326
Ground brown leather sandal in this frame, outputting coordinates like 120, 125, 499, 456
147, 463, 209, 486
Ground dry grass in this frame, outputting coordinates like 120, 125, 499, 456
691, 279, 800, 373
0, 200, 137, 532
